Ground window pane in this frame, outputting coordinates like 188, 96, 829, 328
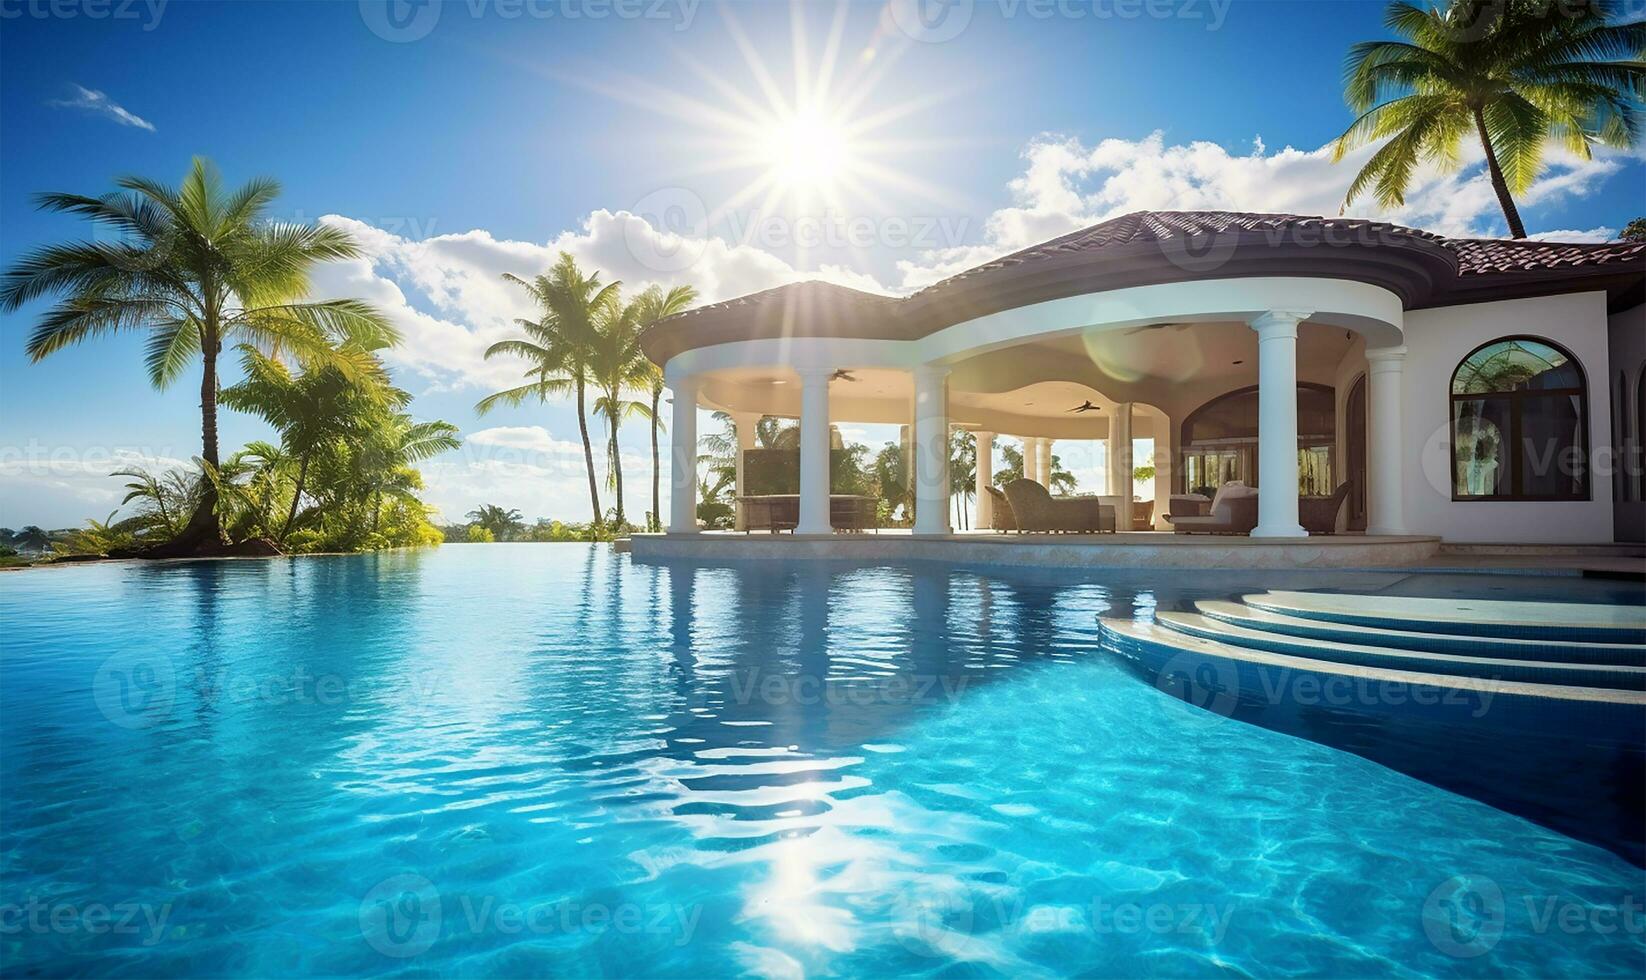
1519, 393, 1585, 497
1453, 398, 1511, 497
1452, 339, 1580, 395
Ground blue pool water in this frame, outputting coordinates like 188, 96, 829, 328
2, 546, 1643, 976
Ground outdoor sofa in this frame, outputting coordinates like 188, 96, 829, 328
1001, 479, 1116, 533
1163, 482, 1260, 534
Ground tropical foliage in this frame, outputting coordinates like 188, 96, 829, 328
479, 255, 697, 535
2, 159, 454, 558
1333, 0, 1644, 238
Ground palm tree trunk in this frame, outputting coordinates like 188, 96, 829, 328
159, 335, 227, 553
649, 385, 662, 532
575, 378, 603, 529
610, 420, 626, 528
1473, 107, 1527, 239
280, 456, 310, 542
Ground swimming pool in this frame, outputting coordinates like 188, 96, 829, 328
2, 546, 1642, 975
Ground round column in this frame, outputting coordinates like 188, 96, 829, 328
796, 367, 834, 535
1114, 402, 1134, 501
1250, 310, 1311, 538
974, 431, 995, 529
1365, 345, 1408, 536
1037, 438, 1053, 490
667, 374, 700, 533
913, 366, 951, 535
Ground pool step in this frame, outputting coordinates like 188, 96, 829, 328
1244, 590, 1646, 644
1100, 617, 1645, 720
1154, 611, 1646, 691
1194, 600, 1646, 667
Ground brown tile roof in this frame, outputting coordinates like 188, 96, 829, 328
661, 279, 897, 323
1445, 236, 1646, 276
642, 210, 1645, 364
908, 210, 1453, 297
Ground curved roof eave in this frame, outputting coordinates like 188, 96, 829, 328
638, 210, 1646, 367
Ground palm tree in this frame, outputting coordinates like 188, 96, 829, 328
586, 290, 653, 529
949, 429, 976, 530
221, 346, 395, 542
1333, 0, 1644, 238
0, 158, 394, 552
338, 413, 460, 538
479, 253, 618, 530
466, 504, 525, 541
621, 284, 698, 531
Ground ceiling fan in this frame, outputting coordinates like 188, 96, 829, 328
1068, 401, 1102, 413
830, 369, 858, 382
1122, 322, 1192, 336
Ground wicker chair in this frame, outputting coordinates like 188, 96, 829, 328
984, 485, 1016, 531
1001, 479, 1115, 533
1300, 482, 1353, 535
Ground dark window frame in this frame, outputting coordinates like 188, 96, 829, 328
1448, 335, 1590, 502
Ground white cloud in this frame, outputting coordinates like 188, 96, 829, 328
307, 210, 886, 396
895, 131, 1634, 290
0, 447, 192, 526
47, 85, 155, 132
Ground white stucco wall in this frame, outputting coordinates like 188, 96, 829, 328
1608, 302, 1644, 543
1401, 291, 1615, 543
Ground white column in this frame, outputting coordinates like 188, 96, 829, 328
1036, 438, 1053, 489
731, 412, 760, 496
975, 431, 995, 529
729, 411, 760, 531
1250, 310, 1311, 538
667, 374, 699, 533
1114, 402, 1134, 500
1365, 345, 1408, 536
1104, 422, 1120, 495
1152, 412, 1173, 530
913, 366, 951, 535
796, 367, 833, 535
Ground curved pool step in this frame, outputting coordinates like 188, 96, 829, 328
1155, 611, 1646, 691
1099, 617, 1646, 733
1195, 600, 1646, 667
1244, 590, 1646, 645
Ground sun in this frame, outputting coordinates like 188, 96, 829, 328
760, 107, 853, 191
560, 4, 966, 264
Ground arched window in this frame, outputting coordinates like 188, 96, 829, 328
1450, 337, 1587, 501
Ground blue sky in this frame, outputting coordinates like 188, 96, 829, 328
3, 0, 1642, 528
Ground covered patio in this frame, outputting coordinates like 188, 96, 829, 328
633, 211, 1644, 562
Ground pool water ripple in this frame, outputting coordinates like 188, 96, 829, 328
2, 546, 1642, 976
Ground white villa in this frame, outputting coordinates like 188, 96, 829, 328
638, 211, 1646, 563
